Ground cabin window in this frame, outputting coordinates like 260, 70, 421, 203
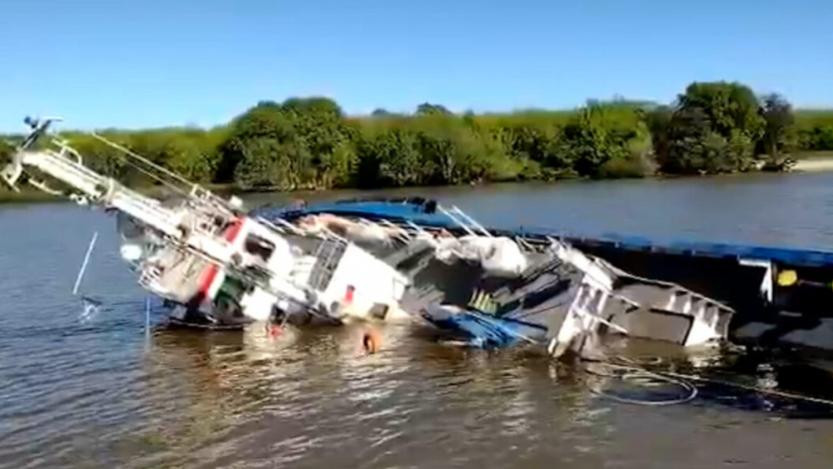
244, 234, 276, 262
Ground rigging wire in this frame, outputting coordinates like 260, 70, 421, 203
85, 133, 208, 203
90, 132, 193, 188
661, 368, 833, 408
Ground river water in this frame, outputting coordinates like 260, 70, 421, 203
3, 172, 833, 468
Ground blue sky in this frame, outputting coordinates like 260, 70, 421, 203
1, 0, 831, 132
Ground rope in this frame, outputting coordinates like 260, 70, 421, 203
581, 356, 833, 409
90, 133, 193, 188
660, 369, 833, 408
87, 135, 188, 197
583, 360, 698, 406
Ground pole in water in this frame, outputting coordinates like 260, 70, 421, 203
145, 297, 151, 346
72, 231, 99, 296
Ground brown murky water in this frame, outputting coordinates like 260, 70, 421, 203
4, 172, 833, 468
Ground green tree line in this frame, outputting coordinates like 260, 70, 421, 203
3, 81, 833, 194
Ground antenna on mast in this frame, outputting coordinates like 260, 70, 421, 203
19, 116, 63, 150
2, 115, 64, 190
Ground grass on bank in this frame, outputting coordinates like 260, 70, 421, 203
793, 150, 833, 160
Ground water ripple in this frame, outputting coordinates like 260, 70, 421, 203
6, 194, 833, 468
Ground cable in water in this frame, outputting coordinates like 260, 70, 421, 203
583, 360, 698, 406
582, 355, 833, 409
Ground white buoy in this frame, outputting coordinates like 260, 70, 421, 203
120, 243, 143, 262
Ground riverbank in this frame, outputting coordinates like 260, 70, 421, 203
792, 151, 833, 172
0, 189, 62, 205
0, 183, 239, 205
5, 151, 833, 205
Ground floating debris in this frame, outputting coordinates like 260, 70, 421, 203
78, 296, 102, 324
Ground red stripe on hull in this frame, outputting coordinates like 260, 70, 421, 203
189, 217, 245, 308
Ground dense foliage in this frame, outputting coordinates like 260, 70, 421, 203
3, 81, 833, 194
0, 139, 13, 166
795, 110, 833, 152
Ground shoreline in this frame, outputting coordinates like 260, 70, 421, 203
5, 153, 833, 206
792, 155, 833, 172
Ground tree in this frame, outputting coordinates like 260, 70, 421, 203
760, 93, 795, 160
0, 139, 14, 167
356, 127, 425, 187
415, 103, 451, 116
559, 103, 650, 177
222, 97, 356, 190
163, 136, 217, 182
234, 138, 308, 190
644, 106, 673, 167
4, 83, 814, 196
805, 126, 833, 150
65, 133, 130, 181
660, 81, 765, 174
281, 96, 343, 119
216, 101, 290, 182
678, 82, 764, 140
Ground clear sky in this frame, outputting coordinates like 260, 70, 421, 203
1, 0, 831, 132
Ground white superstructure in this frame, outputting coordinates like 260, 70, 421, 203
2, 117, 410, 327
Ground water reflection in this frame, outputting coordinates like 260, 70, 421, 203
133, 322, 615, 467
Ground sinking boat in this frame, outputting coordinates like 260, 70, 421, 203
258, 197, 833, 353
2, 118, 412, 330
262, 201, 735, 358
0, 116, 737, 359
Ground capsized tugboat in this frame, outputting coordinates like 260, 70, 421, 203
2, 117, 413, 329
260, 200, 735, 357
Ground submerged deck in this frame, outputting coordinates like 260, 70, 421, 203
260, 197, 833, 267
257, 197, 833, 351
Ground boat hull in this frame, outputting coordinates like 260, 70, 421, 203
257, 197, 833, 352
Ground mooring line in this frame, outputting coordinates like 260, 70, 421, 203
582, 357, 833, 408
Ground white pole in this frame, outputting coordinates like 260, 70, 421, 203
451, 206, 492, 237
145, 297, 151, 341
437, 206, 476, 236
72, 231, 98, 295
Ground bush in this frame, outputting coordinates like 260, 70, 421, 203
222, 98, 357, 190
658, 82, 767, 174
3, 81, 821, 194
